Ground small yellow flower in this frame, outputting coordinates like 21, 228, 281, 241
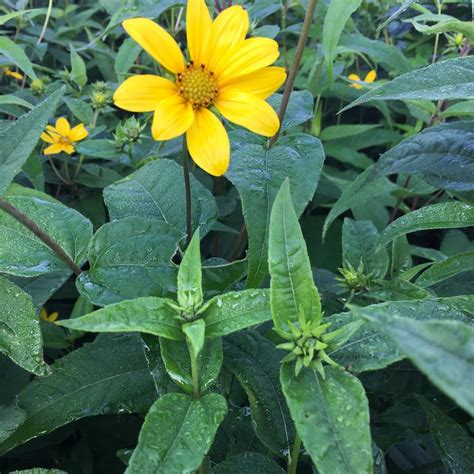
3, 67, 24, 81
40, 307, 59, 323
113, 0, 286, 176
348, 70, 377, 90
40, 117, 88, 155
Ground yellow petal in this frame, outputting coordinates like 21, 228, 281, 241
41, 131, 56, 144
40, 308, 48, 320
186, 0, 212, 65
123, 18, 185, 73
348, 73, 362, 89
113, 74, 177, 112
55, 117, 70, 136
62, 144, 75, 155
364, 70, 377, 83
44, 143, 64, 155
48, 311, 59, 322
215, 91, 279, 137
205, 6, 249, 71
151, 94, 195, 141
70, 124, 88, 142
186, 108, 229, 176
219, 66, 287, 99
214, 38, 279, 85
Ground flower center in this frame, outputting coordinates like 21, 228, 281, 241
176, 62, 218, 109
58, 136, 72, 145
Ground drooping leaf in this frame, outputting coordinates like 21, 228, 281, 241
226, 134, 324, 288
224, 331, 295, 456
126, 393, 227, 474
362, 313, 474, 415
0, 88, 63, 196
0, 276, 47, 376
0, 37, 37, 80
269, 180, 321, 332
204, 289, 271, 337
104, 159, 218, 237
57, 297, 183, 340
280, 364, 373, 474
0, 334, 158, 455
416, 252, 474, 287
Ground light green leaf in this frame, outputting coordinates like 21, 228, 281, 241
269, 180, 321, 332
0, 95, 33, 109
127, 393, 227, 474
0, 37, 37, 80
57, 297, 183, 340
0, 276, 47, 376
204, 289, 271, 337
342, 57, 474, 112
70, 45, 87, 88
417, 252, 474, 287
0, 88, 63, 196
224, 331, 295, 455
0, 334, 157, 455
412, 19, 474, 42
362, 314, 474, 415
378, 202, 474, 249
178, 230, 203, 311
183, 319, 205, 359
115, 37, 141, 77
65, 97, 94, 124
281, 364, 373, 474
320, 124, 380, 141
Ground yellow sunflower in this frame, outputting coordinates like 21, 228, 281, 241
113, 0, 286, 176
41, 117, 88, 155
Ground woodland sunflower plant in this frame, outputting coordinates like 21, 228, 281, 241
1, 1, 474, 473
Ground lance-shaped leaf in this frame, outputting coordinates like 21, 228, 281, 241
342, 56, 474, 112
204, 289, 271, 337
57, 297, 183, 340
269, 179, 321, 333
0, 276, 48, 376
362, 313, 474, 416
178, 230, 203, 312
126, 393, 227, 474
0, 334, 157, 455
416, 252, 474, 287
0, 37, 37, 80
281, 364, 373, 474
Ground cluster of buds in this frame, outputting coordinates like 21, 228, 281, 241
336, 260, 376, 292
113, 116, 146, 150
91, 81, 111, 109
30, 77, 46, 96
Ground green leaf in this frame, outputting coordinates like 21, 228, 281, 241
280, 364, 373, 474
57, 297, 183, 340
0, 334, 157, 455
342, 57, 474, 112
0, 190, 93, 277
322, 0, 362, 81
65, 97, 94, 124
0, 37, 37, 80
320, 124, 380, 141
160, 337, 222, 393
204, 289, 271, 337
70, 45, 87, 88
362, 314, 474, 415
416, 252, 474, 287
75, 139, 119, 159
104, 159, 218, 237
267, 91, 314, 131
0, 88, 63, 196
329, 299, 471, 372
0, 94, 33, 109
412, 18, 474, 42
178, 230, 203, 311
417, 396, 474, 473
269, 180, 321, 332
183, 319, 205, 359
211, 453, 285, 474
0, 276, 47, 376
127, 392, 227, 474
342, 219, 389, 278
226, 133, 324, 288
76, 217, 182, 306
115, 37, 141, 77
378, 203, 474, 249
224, 331, 295, 455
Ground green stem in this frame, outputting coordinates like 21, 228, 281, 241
288, 433, 302, 474
188, 345, 201, 401
182, 140, 192, 246
90, 108, 99, 128
73, 154, 85, 180
37, 0, 53, 46
269, 0, 318, 147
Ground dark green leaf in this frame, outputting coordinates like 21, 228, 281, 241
211, 453, 285, 473
417, 252, 474, 287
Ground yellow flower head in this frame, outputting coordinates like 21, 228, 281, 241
40, 307, 59, 323
40, 117, 88, 155
3, 67, 24, 81
113, 0, 287, 176
348, 70, 377, 90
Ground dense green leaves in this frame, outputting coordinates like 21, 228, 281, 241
211, 453, 285, 474
0, 334, 157, 455
127, 393, 227, 474
281, 364, 373, 474
0, 89, 63, 196
0, 276, 47, 376
226, 134, 324, 287
363, 313, 474, 416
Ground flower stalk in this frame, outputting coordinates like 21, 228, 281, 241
182, 140, 192, 246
